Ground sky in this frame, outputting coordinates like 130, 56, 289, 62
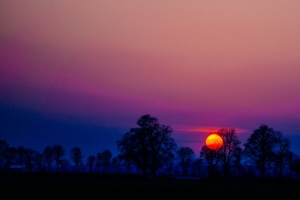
1, 0, 300, 158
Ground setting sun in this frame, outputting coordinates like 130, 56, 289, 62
205, 134, 223, 150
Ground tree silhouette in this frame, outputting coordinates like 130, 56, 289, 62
117, 114, 177, 178
164, 151, 175, 175
4, 147, 16, 170
52, 144, 65, 172
87, 155, 95, 173
43, 146, 53, 172
117, 115, 177, 177
70, 147, 83, 173
16, 146, 26, 171
218, 128, 241, 177
244, 125, 281, 178
191, 158, 202, 176
60, 159, 69, 172
291, 155, 300, 179
25, 148, 36, 172
34, 152, 43, 172
200, 145, 220, 176
111, 156, 121, 174
177, 147, 195, 176
0, 140, 9, 171
118, 153, 133, 174
274, 134, 291, 178
232, 147, 243, 176
286, 151, 297, 178
101, 150, 112, 173
95, 152, 102, 173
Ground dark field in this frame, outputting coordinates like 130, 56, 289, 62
1, 173, 300, 197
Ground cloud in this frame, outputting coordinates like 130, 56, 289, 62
173, 125, 248, 134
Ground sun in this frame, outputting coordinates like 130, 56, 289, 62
205, 134, 223, 150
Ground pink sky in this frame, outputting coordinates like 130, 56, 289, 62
1, 1, 300, 153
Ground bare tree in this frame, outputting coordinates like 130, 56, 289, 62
177, 147, 195, 176
52, 144, 65, 172
70, 147, 83, 173
218, 128, 241, 177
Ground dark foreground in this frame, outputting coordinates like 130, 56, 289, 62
1, 172, 300, 197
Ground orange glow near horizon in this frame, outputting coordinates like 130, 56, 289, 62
205, 134, 223, 150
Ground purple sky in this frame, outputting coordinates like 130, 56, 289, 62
1, 1, 300, 157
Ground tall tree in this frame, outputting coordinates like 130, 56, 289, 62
70, 147, 83, 173
218, 128, 241, 177
177, 147, 195, 176
117, 114, 177, 177
244, 125, 281, 178
52, 144, 65, 172
43, 146, 53, 172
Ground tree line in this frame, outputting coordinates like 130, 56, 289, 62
1, 114, 300, 179
0, 142, 116, 173
116, 114, 300, 179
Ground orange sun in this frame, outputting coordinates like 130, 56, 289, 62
205, 134, 223, 150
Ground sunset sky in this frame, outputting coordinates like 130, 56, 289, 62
1, 0, 300, 157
